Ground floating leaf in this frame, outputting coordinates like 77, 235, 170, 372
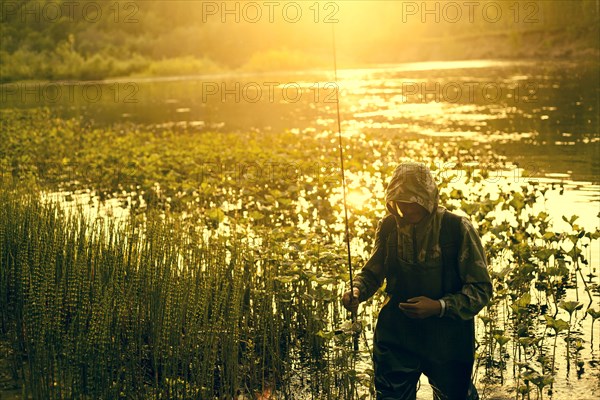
313, 276, 336, 285
509, 192, 525, 211
585, 229, 600, 240
274, 276, 297, 284
562, 214, 579, 226
249, 210, 265, 220
510, 293, 531, 314
206, 207, 225, 222
542, 231, 556, 240
461, 201, 479, 215
518, 337, 535, 347
493, 334, 510, 346
544, 315, 569, 333
586, 308, 600, 320
535, 248, 555, 262
450, 189, 464, 199
315, 330, 335, 340
517, 385, 531, 395
559, 300, 583, 315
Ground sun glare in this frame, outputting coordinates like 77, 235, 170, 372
345, 187, 371, 210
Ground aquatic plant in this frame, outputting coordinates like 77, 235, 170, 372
586, 308, 600, 349
1, 109, 598, 398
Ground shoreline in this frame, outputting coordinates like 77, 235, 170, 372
2, 22, 598, 86
1, 57, 598, 87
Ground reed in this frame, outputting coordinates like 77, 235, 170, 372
1, 187, 369, 398
2, 109, 599, 398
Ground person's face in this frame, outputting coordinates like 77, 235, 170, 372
389, 201, 429, 225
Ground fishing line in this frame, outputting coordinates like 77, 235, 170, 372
331, 24, 359, 353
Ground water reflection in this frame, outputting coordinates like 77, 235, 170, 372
2, 60, 596, 181
5, 59, 599, 398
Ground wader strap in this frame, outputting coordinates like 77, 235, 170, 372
381, 211, 463, 295
380, 211, 462, 267
440, 211, 463, 291
380, 214, 397, 242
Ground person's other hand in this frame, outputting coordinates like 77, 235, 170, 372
342, 287, 360, 313
398, 296, 441, 319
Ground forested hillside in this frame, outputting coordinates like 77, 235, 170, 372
1, 0, 598, 82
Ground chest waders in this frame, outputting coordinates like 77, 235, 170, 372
373, 211, 478, 400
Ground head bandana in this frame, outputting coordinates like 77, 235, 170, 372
385, 162, 439, 215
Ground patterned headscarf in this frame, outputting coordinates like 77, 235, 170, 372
385, 162, 439, 214
384, 162, 444, 264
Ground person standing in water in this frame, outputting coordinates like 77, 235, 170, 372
342, 162, 492, 400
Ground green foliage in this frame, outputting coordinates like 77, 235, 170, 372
587, 308, 600, 320
141, 56, 221, 77
559, 301, 583, 316
0, 188, 359, 398
1, 1, 598, 82
510, 293, 531, 315
1, 108, 598, 397
544, 316, 569, 334
493, 334, 511, 347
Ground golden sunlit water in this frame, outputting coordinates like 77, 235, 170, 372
2, 1, 599, 398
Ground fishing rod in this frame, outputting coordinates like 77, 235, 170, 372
331, 24, 359, 352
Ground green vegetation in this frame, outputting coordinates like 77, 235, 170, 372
0, 189, 361, 398
1, 0, 598, 83
1, 108, 598, 398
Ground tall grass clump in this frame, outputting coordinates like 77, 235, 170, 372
2, 109, 599, 398
0, 188, 360, 398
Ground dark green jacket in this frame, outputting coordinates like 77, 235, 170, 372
354, 162, 492, 321
353, 162, 492, 362
354, 209, 492, 321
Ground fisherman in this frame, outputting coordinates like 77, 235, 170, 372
342, 162, 492, 400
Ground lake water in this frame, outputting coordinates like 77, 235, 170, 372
2, 59, 598, 184
4, 58, 597, 263
2, 59, 599, 399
